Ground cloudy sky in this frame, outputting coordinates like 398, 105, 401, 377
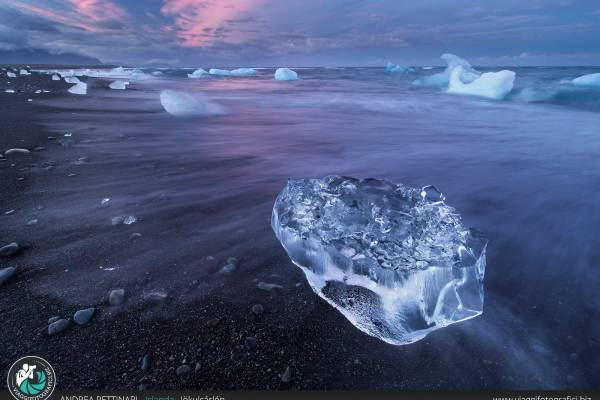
1, 0, 600, 66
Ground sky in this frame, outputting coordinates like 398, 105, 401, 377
1, 0, 600, 66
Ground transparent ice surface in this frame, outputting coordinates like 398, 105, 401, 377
271, 176, 487, 345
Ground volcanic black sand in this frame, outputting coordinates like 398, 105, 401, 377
1, 66, 596, 391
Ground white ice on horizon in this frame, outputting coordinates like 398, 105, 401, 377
384, 62, 414, 74
230, 68, 257, 76
109, 80, 129, 90
447, 66, 515, 100
68, 82, 87, 95
209, 68, 232, 76
412, 53, 516, 100
572, 72, 600, 87
159, 89, 225, 117
19, 69, 31, 76
414, 53, 479, 87
7, 71, 16, 78
188, 68, 209, 78
51, 74, 60, 81
274, 67, 299, 81
36, 66, 147, 80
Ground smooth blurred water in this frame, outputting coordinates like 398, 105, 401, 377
29, 66, 600, 388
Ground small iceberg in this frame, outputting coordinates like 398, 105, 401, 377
19, 69, 31, 76
151, 71, 164, 76
7, 71, 16, 78
4, 89, 15, 94
64, 76, 81, 84
68, 82, 87, 95
187, 68, 209, 79
572, 73, 600, 87
275, 67, 298, 81
447, 66, 515, 100
230, 68, 257, 76
209, 68, 232, 77
51, 74, 60, 81
414, 53, 479, 87
159, 89, 225, 117
384, 62, 414, 74
109, 80, 129, 90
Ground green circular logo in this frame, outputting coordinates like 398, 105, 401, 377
7, 356, 56, 400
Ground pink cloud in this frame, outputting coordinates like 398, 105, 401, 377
160, 0, 263, 46
66, 0, 127, 22
12, 0, 128, 33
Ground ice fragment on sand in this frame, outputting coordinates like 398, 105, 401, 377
64, 76, 80, 84
275, 68, 298, 81
159, 89, 225, 117
68, 82, 87, 95
271, 175, 487, 345
7, 71, 16, 78
52, 74, 60, 81
109, 80, 129, 90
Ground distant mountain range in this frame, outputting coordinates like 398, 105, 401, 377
0, 48, 102, 65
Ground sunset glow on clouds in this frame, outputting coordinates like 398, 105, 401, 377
160, 0, 263, 46
11, 0, 128, 32
2, 0, 600, 66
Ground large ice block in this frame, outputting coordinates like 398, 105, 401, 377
271, 176, 487, 345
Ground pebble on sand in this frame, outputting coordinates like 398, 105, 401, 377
73, 308, 95, 325
142, 290, 168, 304
281, 366, 292, 383
141, 354, 150, 370
257, 281, 284, 291
0, 242, 20, 258
251, 304, 264, 315
0, 267, 16, 286
244, 336, 257, 349
4, 148, 30, 155
48, 319, 70, 335
176, 364, 191, 377
109, 288, 126, 305
217, 263, 236, 274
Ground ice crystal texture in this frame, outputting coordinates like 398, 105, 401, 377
271, 176, 487, 345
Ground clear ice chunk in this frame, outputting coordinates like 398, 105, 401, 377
271, 176, 487, 345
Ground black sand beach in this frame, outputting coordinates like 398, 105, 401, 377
1, 66, 599, 391
0, 68, 460, 390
